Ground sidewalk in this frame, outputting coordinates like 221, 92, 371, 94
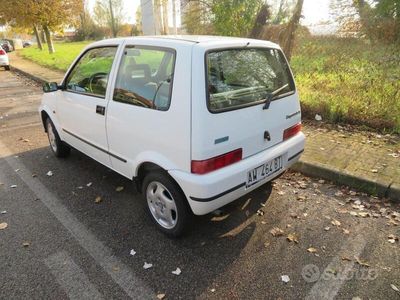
8, 52, 64, 83
8, 51, 400, 201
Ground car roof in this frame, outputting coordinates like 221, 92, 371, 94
89, 35, 279, 49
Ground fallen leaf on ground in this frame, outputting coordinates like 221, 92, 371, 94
281, 275, 290, 283
210, 288, 216, 293
342, 229, 350, 235
371, 169, 378, 173
318, 179, 325, 184
130, 249, 136, 256
334, 191, 344, 197
342, 256, 352, 261
257, 209, 264, 216
157, 293, 166, 300
391, 284, 399, 292
287, 233, 299, 243
10, 185, 17, 188
31, 173, 37, 178
297, 195, 306, 201
172, 267, 181, 275
350, 211, 358, 216
270, 227, 284, 237
331, 219, 341, 227
22, 242, 30, 247
115, 186, 124, 192
86, 182, 93, 187
1, 211, 6, 214
143, 262, 153, 269
94, 196, 102, 204
388, 234, 398, 244
307, 247, 318, 253
0, 222, 8, 230
358, 212, 369, 218
277, 191, 285, 195
324, 226, 330, 231
211, 214, 230, 222
355, 257, 370, 267
241, 198, 251, 210
315, 114, 322, 121
46, 171, 53, 177
261, 221, 267, 225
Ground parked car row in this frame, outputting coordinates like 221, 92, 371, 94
0, 40, 14, 52
0, 46, 10, 71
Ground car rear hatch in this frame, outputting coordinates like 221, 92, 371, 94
191, 46, 302, 174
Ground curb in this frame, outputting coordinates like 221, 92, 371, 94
10, 65, 48, 85
292, 160, 399, 202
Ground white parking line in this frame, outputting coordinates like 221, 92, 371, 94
0, 141, 153, 299
45, 251, 105, 300
305, 234, 367, 300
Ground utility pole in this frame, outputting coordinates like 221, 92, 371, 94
172, 0, 177, 34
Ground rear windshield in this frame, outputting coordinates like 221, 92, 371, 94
206, 48, 295, 112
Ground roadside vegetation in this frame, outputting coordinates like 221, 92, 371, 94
19, 41, 91, 71
292, 37, 400, 133
19, 36, 400, 133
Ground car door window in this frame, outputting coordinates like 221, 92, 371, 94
65, 47, 117, 98
113, 47, 175, 111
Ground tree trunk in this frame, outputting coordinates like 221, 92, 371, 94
172, 0, 177, 34
162, 0, 169, 34
33, 25, 43, 51
248, 4, 270, 39
43, 25, 55, 54
154, 0, 162, 35
109, 0, 117, 37
280, 0, 304, 61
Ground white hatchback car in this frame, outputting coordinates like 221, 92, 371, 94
40, 36, 305, 236
0, 46, 10, 70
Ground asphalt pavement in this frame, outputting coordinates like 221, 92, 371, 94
0, 70, 399, 300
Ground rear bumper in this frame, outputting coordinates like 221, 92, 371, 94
169, 133, 305, 215
0, 57, 9, 66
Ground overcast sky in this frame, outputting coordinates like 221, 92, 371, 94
87, 0, 333, 32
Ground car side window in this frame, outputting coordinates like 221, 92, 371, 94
65, 47, 117, 98
113, 47, 175, 111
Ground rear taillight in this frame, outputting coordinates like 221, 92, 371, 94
283, 123, 302, 140
0, 49, 6, 55
191, 148, 242, 174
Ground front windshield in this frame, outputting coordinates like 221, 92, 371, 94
206, 48, 295, 112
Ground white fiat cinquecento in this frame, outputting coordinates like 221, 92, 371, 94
40, 36, 305, 236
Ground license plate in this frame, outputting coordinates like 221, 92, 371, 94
246, 156, 283, 188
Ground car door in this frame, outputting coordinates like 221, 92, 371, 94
106, 43, 191, 178
57, 46, 118, 167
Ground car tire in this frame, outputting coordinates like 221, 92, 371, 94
5, 66, 10, 71
45, 118, 71, 158
142, 171, 192, 237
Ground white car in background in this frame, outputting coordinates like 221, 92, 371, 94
40, 36, 305, 237
0, 46, 10, 71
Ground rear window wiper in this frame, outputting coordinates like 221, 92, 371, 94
262, 84, 289, 110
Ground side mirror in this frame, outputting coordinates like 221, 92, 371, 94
43, 82, 60, 93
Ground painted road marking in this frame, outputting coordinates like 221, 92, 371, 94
45, 251, 104, 300
0, 140, 153, 299
305, 234, 367, 300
